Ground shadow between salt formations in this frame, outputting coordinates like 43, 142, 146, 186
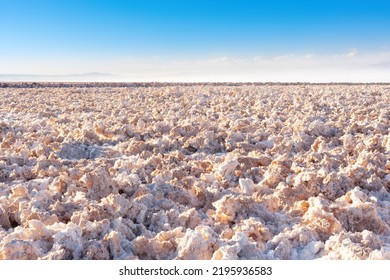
57, 141, 102, 160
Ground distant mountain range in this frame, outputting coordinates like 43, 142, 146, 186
0, 72, 120, 82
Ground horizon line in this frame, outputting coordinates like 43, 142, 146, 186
1, 81, 390, 88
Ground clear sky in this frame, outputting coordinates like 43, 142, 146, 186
1, 0, 390, 82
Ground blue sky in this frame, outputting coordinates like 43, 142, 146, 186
1, 0, 390, 81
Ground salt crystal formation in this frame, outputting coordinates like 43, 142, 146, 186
0, 83, 389, 260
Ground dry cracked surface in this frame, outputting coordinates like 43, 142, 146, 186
0, 83, 389, 260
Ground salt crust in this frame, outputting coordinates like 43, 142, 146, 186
0, 84, 389, 259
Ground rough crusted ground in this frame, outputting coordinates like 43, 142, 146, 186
0, 83, 389, 260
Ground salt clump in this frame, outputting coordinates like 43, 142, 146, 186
0, 83, 389, 259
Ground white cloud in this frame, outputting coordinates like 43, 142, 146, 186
1, 49, 390, 82
253, 56, 263, 61
140, 50, 390, 82
304, 53, 314, 58
208, 56, 229, 63
347, 48, 359, 57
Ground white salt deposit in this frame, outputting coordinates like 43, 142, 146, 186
0, 83, 389, 260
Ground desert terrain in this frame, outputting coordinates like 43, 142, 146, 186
0, 83, 389, 260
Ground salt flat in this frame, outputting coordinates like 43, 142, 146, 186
0, 83, 389, 259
